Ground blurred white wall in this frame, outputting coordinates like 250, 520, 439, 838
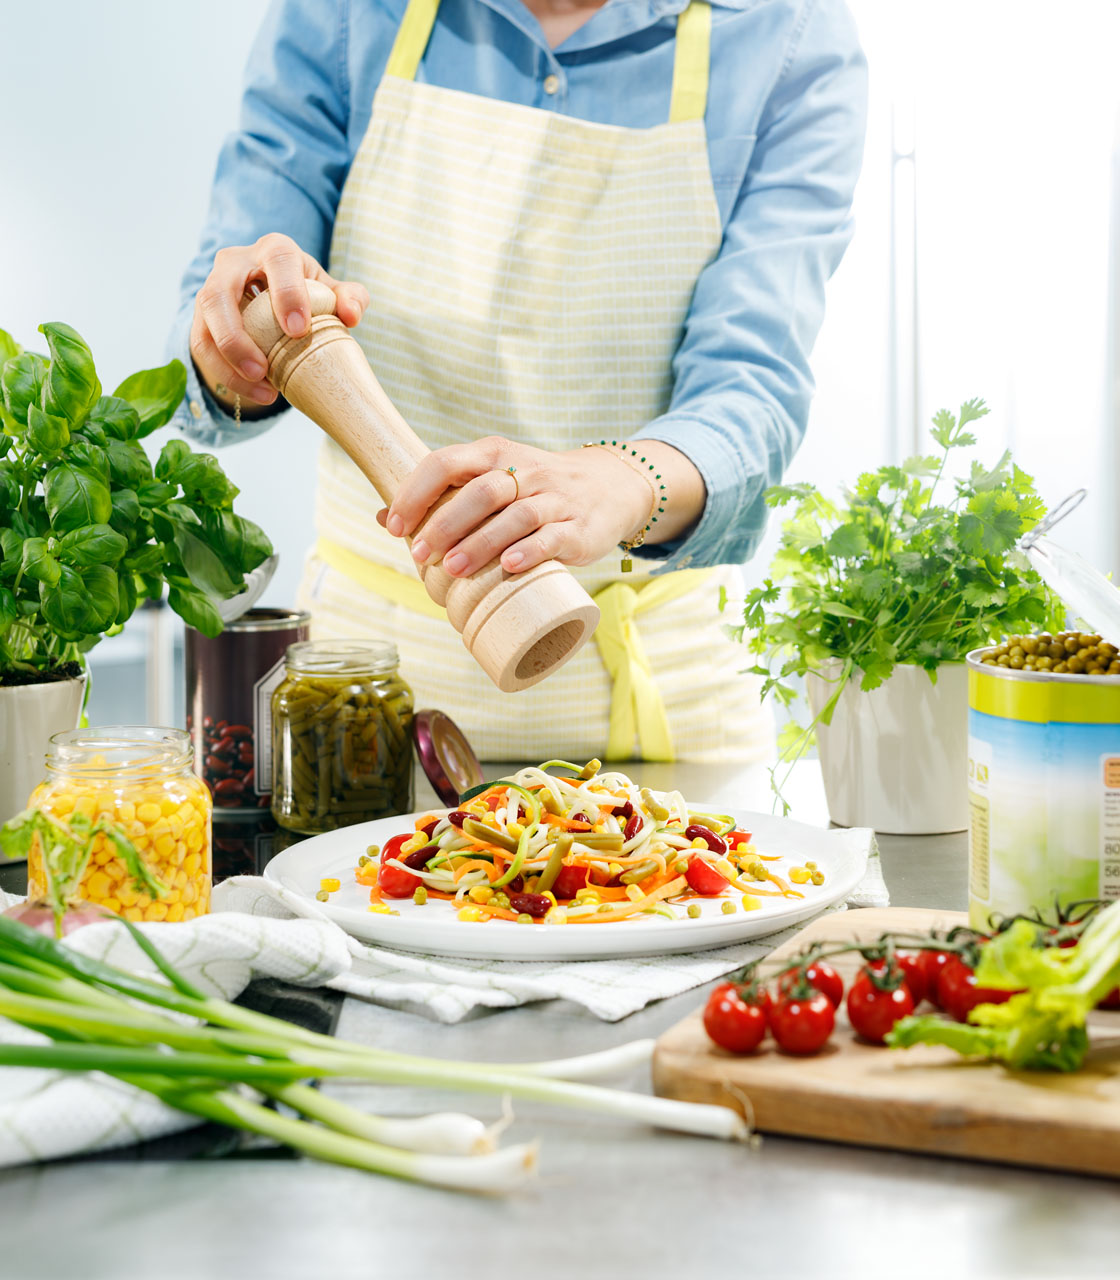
3, 0, 1119, 643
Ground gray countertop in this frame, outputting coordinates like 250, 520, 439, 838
2, 760, 1117, 1280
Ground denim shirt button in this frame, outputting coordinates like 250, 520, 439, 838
189, 400, 203, 419
543, 74, 560, 95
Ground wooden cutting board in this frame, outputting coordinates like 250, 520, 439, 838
653, 907, 1120, 1178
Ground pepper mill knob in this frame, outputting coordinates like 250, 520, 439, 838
239, 282, 600, 692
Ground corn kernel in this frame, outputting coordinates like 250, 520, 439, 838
74, 796, 96, 818
691, 837, 708, 849
167, 813, 185, 839
482, 813, 499, 827
468, 885, 494, 905
741, 895, 761, 911
182, 908, 197, 921
51, 794, 75, 816
117, 800, 135, 822
182, 882, 198, 906
164, 890, 181, 905
123, 907, 144, 922
507, 821, 524, 839
92, 845, 113, 866
413, 886, 428, 905
145, 900, 169, 921
101, 897, 122, 914
715, 858, 735, 879
185, 830, 203, 853
544, 906, 568, 925
319, 877, 341, 893
575, 888, 600, 904
167, 902, 185, 922
87, 871, 112, 900
789, 866, 811, 884
160, 796, 178, 817
625, 884, 644, 902
184, 852, 202, 877
154, 834, 176, 859
136, 802, 161, 825
457, 906, 483, 922
608, 862, 623, 877
117, 886, 139, 908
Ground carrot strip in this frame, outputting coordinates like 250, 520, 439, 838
543, 813, 592, 831
368, 884, 383, 903
764, 870, 803, 898
577, 875, 688, 923
479, 905, 521, 922
355, 867, 378, 887
453, 859, 502, 884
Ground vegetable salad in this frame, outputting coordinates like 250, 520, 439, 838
347, 760, 821, 924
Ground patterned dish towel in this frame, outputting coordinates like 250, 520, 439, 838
213, 829, 888, 1023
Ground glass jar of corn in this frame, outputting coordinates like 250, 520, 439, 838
27, 726, 212, 922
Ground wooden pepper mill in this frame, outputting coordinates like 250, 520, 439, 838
239, 281, 600, 693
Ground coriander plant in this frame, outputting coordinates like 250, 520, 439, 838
0, 322, 272, 681
730, 399, 1063, 809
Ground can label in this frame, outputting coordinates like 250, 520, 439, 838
253, 656, 287, 801
968, 706, 1120, 929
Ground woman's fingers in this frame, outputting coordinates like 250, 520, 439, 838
438, 492, 571, 577
388, 439, 506, 538
410, 467, 522, 567
500, 521, 581, 573
310, 263, 370, 328
188, 317, 278, 407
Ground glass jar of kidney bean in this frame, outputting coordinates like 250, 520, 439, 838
185, 608, 310, 813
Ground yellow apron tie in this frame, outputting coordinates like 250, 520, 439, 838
592, 569, 716, 763
387, 0, 712, 120
318, 538, 714, 762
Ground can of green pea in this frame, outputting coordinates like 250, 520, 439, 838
967, 641, 1120, 930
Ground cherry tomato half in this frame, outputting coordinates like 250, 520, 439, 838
551, 864, 591, 900
703, 983, 769, 1054
936, 955, 1016, 1023
377, 833, 423, 898
846, 967, 916, 1043
685, 855, 731, 897
726, 829, 753, 848
770, 991, 835, 1055
778, 960, 844, 1009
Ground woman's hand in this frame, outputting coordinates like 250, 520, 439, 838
189, 233, 370, 413
379, 437, 705, 577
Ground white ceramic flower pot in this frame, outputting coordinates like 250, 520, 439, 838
0, 675, 86, 837
805, 660, 968, 835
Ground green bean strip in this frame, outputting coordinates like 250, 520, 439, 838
536, 834, 572, 894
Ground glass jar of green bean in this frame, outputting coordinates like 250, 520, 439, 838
270, 640, 414, 833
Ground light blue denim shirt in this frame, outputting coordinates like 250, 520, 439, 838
172, 0, 867, 571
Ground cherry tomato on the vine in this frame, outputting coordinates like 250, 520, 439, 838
377, 833, 423, 897
770, 992, 835, 1055
685, 855, 731, 897
936, 955, 1017, 1023
846, 967, 915, 1043
778, 960, 844, 1009
916, 949, 953, 1008
893, 951, 927, 1006
703, 983, 770, 1054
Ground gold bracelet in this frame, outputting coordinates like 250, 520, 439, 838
582, 439, 668, 572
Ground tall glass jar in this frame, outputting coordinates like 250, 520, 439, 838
271, 640, 414, 834
28, 727, 212, 922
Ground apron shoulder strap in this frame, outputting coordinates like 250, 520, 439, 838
385, 0, 441, 81
385, 0, 712, 123
669, 0, 712, 124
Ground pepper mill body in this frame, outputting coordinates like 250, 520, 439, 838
239, 282, 600, 692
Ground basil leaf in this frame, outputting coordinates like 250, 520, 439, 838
164, 508, 243, 598
0, 586, 18, 633
0, 461, 21, 510
57, 524, 128, 567
86, 395, 142, 442
44, 460, 112, 533
66, 438, 110, 485
167, 579, 223, 637
107, 487, 141, 536
79, 563, 120, 631
39, 565, 98, 639
0, 528, 23, 567
123, 542, 164, 575
26, 404, 71, 457
201, 509, 273, 574
156, 439, 237, 507
0, 329, 20, 367
0, 404, 22, 443
2, 352, 46, 424
137, 478, 177, 507
115, 570, 138, 626
39, 322, 101, 425
113, 359, 187, 438
105, 438, 152, 489
20, 536, 62, 587
73, 418, 108, 447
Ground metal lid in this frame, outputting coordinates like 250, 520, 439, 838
411, 710, 484, 807
1020, 490, 1120, 649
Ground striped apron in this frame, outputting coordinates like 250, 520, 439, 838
298, 0, 771, 764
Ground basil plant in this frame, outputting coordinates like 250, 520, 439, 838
0, 322, 272, 679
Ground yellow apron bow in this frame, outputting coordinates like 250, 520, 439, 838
592, 569, 714, 763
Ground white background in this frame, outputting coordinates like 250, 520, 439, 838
2, 0, 1119, 695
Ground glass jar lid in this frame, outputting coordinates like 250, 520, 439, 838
46, 726, 193, 779
285, 639, 400, 677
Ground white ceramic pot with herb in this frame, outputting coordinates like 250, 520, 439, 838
734, 399, 1062, 834
0, 321, 273, 828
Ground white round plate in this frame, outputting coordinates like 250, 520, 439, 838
264, 807, 870, 961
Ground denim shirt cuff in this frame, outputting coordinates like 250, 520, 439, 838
631, 412, 756, 573
168, 309, 284, 448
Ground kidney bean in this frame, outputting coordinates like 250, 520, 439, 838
227, 724, 253, 740
447, 810, 470, 827
572, 812, 589, 825
242, 767, 254, 787
618, 800, 634, 821
402, 845, 439, 869
216, 720, 228, 732
418, 816, 440, 838
203, 716, 213, 730
623, 813, 643, 841
506, 875, 525, 894
205, 755, 231, 777
215, 794, 243, 808
211, 736, 236, 759
506, 891, 550, 918
214, 777, 245, 798
684, 823, 727, 854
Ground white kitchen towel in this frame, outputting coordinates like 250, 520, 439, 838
0, 901, 350, 1168
213, 830, 887, 1023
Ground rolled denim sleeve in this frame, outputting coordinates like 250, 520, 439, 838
634, 0, 868, 572
169, 0, 356, 447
